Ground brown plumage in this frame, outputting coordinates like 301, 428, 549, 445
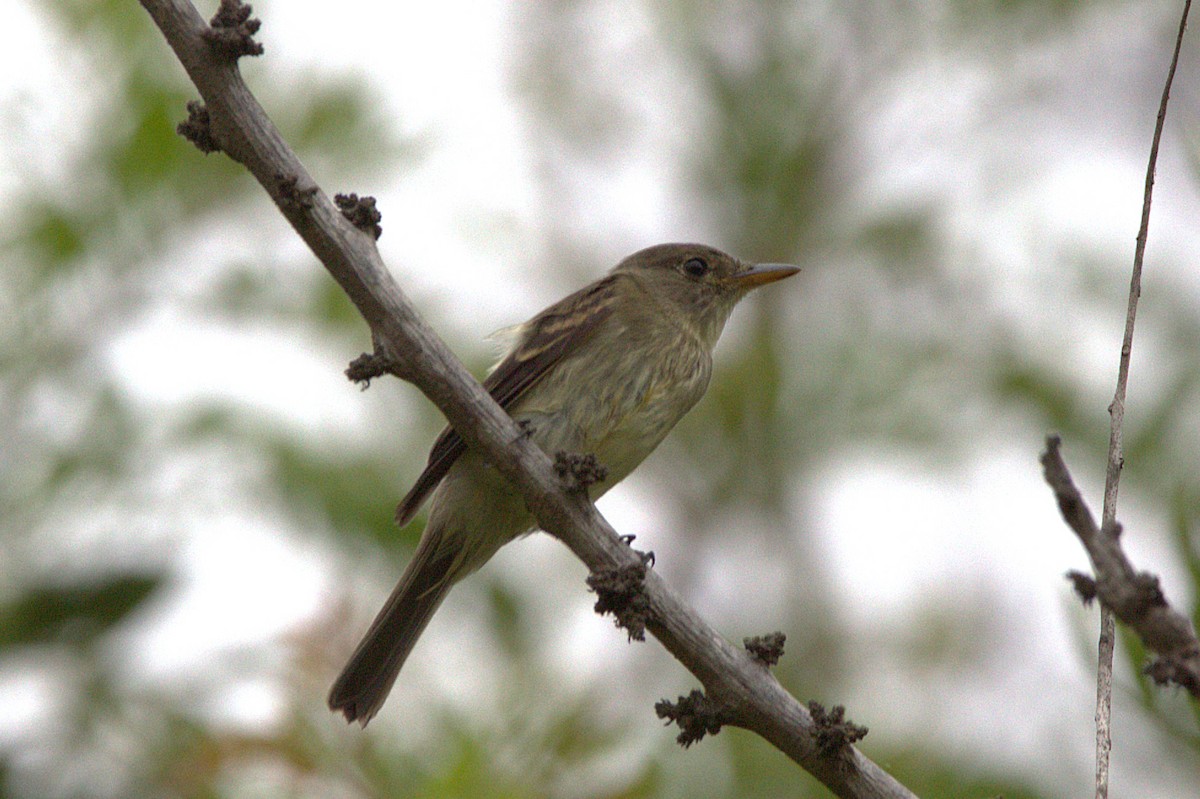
329, 243, 799, 724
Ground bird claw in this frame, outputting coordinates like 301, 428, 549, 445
618, 534, 655, 567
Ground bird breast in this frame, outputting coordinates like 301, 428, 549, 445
513, 325, 713, 492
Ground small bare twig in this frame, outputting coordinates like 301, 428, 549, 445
744, 632, 787, 667
808, 701, 869, 759
655, 689, 731, 747
1041, 437, 1200, 698
1089, 4, 1192, 797
586, 561, 650, 642
334, 193, 383, 240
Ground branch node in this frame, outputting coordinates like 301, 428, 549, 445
1131, 571, 1167, 610
177, 101, 220, 154
807, 701, 868, 758
276, 173, 317, 211
346, 351, 398, 389
1066, 571, 1098, 605
513, 419, 535, 442
1043, 435, 1200, 699
744, 632, 786, 667
553, 451, 608, 492
586, 562, 649, 642
655, 689, 730, 748
1040, 436, 1098, 535
1145, 649, 1200, 694
334, 193, 383, 240
203, 0, 264, 59
1103, 520, 1124, 541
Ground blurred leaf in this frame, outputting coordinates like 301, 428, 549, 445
268, 437, 408, 549
410, 727, 533, 799
0, 572, 163, 648
487, 580, 527, 659
309, 278, 365, 331
860, 210, 940, 280
268, 73, 415, 178
105, 81, 196, 196
695, 47, 836, 256
1170, 485, 1200, 613
965, 0, 1092, 19
701, 319, 791, 510
886, 749, 1047, 799
993, 356, 1090, 436
1126, 369, 1200, 471
46, 0, 156, 46
23, 204, 87, 273
540, 705, 615, 767
1118, 623, 1155, 709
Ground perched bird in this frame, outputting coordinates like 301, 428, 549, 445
329, 243, 799, 724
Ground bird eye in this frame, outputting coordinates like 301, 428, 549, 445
682, 257, 709, 278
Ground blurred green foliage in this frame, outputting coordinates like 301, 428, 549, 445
2, 1, 1199, 798
0, 573, 163, 649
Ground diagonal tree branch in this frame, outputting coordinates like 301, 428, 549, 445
137, 1, 916, 796
1040, 436, 1200, 697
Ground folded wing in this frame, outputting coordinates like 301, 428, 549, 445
394, 275, 622, 525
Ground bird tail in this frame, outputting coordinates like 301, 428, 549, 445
327, 528, 459, 726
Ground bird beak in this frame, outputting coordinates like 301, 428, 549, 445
729, 263, 801, 289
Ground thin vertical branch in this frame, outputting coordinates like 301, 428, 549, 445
1094, 3, 1191, 797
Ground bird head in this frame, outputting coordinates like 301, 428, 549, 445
612, 243, 800, 347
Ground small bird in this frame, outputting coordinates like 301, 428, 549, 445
328, 243, 799, 724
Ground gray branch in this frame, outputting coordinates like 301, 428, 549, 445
1040, 436, 1200, 697
137, 1, 916, 796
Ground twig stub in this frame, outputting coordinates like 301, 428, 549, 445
276, 173, 317, 211
586, 562, 649, 642
744, 632, 786, 667
203, 0, 264, 59
808, 701, 868, 757
655, 689, 730, 748
345, 351, 395, 389
1066, 571, 1098, 605
553, 451, 608, 492
177, 101, 220, 154
334, 193, 383, 240
1145, 649, 1200, 695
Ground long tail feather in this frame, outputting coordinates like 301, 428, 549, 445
328, 530, 458, 726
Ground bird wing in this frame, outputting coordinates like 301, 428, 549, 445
394, 275, 622, 525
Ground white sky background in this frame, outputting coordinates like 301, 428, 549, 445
4, 1, 1200, 797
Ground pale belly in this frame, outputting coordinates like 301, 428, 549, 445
425, 328, 712, 574
516, 332, 713, 492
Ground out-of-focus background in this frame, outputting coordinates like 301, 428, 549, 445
3, 1, 1199, 797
